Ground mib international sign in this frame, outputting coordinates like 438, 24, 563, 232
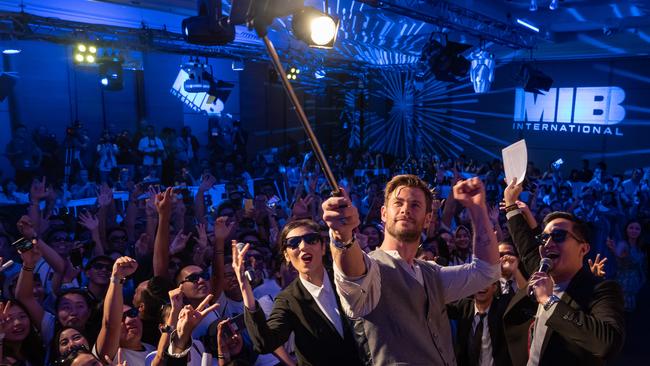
513, 87, 625, 136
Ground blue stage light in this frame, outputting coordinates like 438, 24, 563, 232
516, 19, 540, 33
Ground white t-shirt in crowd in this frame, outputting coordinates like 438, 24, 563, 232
93, 343, 156, 366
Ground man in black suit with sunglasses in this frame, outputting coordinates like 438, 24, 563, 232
502, 178, 624, 366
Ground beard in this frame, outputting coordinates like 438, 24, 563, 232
385, 217, 423, 243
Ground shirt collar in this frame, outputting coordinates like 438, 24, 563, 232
299, 271, 331, 298
473, 303, 491, 317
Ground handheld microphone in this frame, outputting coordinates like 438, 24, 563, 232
537, 257, 553, 274
236, 242, 256, 283
529, 257, 553, 297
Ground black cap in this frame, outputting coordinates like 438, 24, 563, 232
84, 255, 115, 270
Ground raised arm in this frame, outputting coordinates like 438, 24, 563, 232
322, 188, 364, 277
194, 174, 216, 226
153, 188, 174, 278
454, 178, 499, 265
17, 215, 65, 274
96, 256, 138, 361
78, 211, 104, 256
15, 242, 45, 330
210, 218, 233, 299
504, 178, 541, 275
152, 286, 183, 366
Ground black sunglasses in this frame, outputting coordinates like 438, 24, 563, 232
122, 307, 139, 320
284, 233, 321, 249
181, 271, 210, 284
91, 262, 112, 271
536, 229, 583, 245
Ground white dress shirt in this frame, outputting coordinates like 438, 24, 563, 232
527, 281, 569, 366
473, 304, 495, 366
333, 248, 501, 318
299, 273, 345, 337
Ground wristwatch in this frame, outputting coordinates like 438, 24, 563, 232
160, 324, 175, 334
330, 231, 356, 251
543, 294, 561, 311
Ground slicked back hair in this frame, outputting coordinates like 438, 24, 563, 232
384, 174, 433, 213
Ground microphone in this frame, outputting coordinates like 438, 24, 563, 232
236, 242, 256, 283
537, 257, 553, 274
529, 257, 553, 297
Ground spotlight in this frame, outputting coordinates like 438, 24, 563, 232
518, 64, 553, 95
2, 49, 21, 54
73, 43, 98, 64
181, 0, 235, 46
314, 69, 326, 79
98, 55, 124, 91
469, 50, 495, 93
420, 35, 471, 82
529, 0, 537, 11
287, 67, 300, 81
291, 7, 339, 49
549, 0, 559, 10
183, 61, 212, 93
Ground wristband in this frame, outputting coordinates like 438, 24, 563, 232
110, 276, 126, 284
22, 265, 34, 272
330, 231, 356, 251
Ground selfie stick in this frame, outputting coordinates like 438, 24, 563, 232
261, 35, 341, 196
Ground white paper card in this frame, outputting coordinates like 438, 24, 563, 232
502, 139, 527, 185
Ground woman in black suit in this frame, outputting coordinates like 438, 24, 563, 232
233, 219, 363, 366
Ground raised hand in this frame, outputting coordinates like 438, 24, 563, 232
214, 216, 235, 242
291, 196, 313, 219
175, 294, 219, 345
196, 223, 208, 249
29, 177, 49, 202
154, 187, 174, 217
170, 231, 191, 255
134, 233, 150, 257
453, 177, 487, 209
217, 318, 244, 358
78, 211, 99, 232
18, 240, 41, 267
503, 177, 523, 206
198, 174, 217, 192
588, 253, 608, 278
321, 187, 360, 243
232, 240, 250, 288
112, 256, 138, 279
97, 184, 114, 207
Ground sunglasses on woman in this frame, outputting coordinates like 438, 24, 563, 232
181, 271, 211, 284
284, 233, 321, 249
536, 229, 583, 245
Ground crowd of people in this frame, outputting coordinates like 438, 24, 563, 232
0, 122, 646, 365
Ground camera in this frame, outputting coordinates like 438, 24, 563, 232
11, 237, 35, 252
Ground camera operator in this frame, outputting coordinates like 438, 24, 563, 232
137, 125, 165, 181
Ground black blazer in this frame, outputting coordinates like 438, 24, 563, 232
447, 294, 513, 366
244, 272, 363, 366
504, 212, 625, 366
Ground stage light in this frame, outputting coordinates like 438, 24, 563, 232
529, 0, 538, 11
89, 46, 97, 53
420, 35, 471, 82
549, 0, 559, 10
516, 19, 540, 33
314, 69, 326, 79
98, 55, 124, 91
86, 55, 95, 63
77, 44, 86, 52
518, 64, 553, 95
181, 0, 235, 46
470, 50, 495, 93
183, 61, 212, 93
291, 7, 339, 49
74, 42, 98, 64
2, 49, 21, 55
74, 54, 84, 62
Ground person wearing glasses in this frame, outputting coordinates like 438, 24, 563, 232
84, 255, 114, 300
502, 178, 625, 366
93, 256, 155, 366
236, 219, 363, 366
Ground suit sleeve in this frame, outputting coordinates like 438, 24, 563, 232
446, 298, 472, 320
545, 280, 625, 359
506, 211, 541, 276
244, 296, 293, 354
